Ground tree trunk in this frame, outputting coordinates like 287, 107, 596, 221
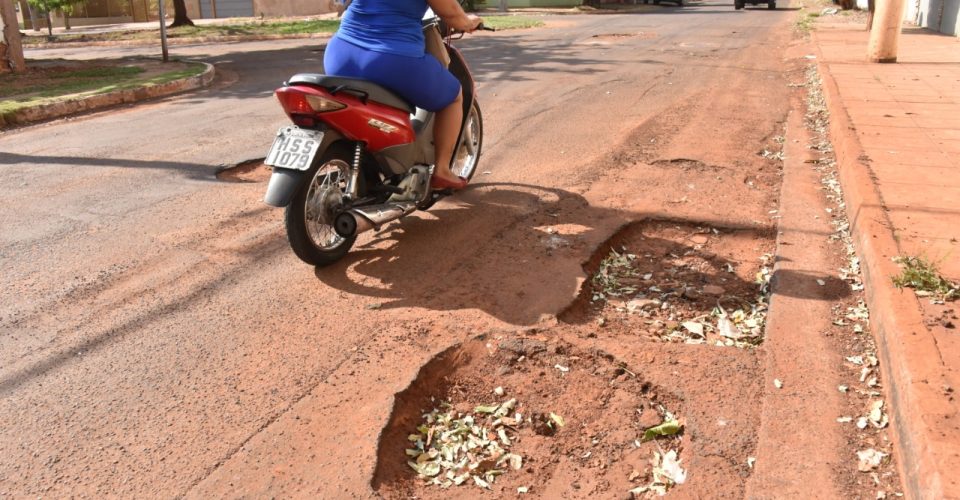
866, 0, 875, 30
28, 4, 41, 31
168, 0, 194, 27
0, 0, 27, 71
64, 11, 71, 30
45, 10, 53, 37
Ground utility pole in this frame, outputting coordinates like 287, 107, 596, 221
158, 0, 168, 62
0, 0, 26, 72
867, 0, 907, 62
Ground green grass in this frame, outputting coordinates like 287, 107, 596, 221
0, 66, 144, 100
480, 16, 545, 30
892, 256, 959, 300
795, 11, 819, 33
0, 62, 206, 115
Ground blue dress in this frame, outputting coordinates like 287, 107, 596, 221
324, 0, 461, 112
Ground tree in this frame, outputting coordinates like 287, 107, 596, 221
0, 0, 27, 72
169, 0, 194, 28
27, 0, 72, 37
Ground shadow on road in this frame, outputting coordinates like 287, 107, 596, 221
0, 152, 217, 181
162, 32, 616, 105
313, 183, 847, 325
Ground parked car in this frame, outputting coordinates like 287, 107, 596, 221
736, 0, 776, 8
643, 0, 684, 6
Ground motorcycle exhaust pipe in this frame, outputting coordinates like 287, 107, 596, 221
334, 201, 417, 238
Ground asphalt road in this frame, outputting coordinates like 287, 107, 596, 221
0, 4, 798, 496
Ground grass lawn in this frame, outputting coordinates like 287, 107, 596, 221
480, 16, 545, 30
0, 60, 207, 115
20, 16, 543, 45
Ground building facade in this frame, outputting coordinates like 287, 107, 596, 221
907, 0, 959, 35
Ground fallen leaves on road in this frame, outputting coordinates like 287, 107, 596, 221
857, 448, 887, 472
867, 400, 888, 429
406, 399, 524, 489
641, 419, 684, 442
805, 63, 902, 496
590, 244, 771, 349
592, 247, 640, 301
629, 449, 687, 497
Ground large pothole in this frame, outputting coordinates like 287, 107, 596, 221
561, 220, 775, 348
372, 336, 687, 498
215, 158, 271, 183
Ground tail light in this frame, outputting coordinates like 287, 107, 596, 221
275, 87, 347, 116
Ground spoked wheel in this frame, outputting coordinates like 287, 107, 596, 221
450, 100, 483, 182
284, 146, 358, 266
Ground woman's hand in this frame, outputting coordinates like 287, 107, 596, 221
463, 14, 483, 32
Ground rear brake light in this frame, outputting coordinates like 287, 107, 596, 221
305, 95, 347, 112
275, 88, 347, 116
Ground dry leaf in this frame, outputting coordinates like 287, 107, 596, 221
857, 449, 886, 471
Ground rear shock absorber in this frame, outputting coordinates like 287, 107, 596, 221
345, 142, 363, 200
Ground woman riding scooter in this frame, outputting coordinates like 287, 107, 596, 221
324, 0, 482, 190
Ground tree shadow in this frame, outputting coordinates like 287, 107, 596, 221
161, 33, 615, 107
0, 151, 217, 181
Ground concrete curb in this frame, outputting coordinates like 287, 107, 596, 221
813, 33, 957, 500
24, 32, 333, 50
0, 61, 216, 129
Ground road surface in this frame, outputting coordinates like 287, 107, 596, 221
0, 4, 834, 496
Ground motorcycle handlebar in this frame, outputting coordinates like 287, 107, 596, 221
445, 22, 495, 36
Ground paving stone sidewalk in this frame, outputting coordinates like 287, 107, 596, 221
813, 24, 960, 500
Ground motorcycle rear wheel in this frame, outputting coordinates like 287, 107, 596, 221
284, 145, 361, 266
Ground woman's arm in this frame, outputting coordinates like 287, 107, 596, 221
427, 0, 482, 32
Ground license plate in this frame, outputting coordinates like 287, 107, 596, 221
264, 127, 323, 171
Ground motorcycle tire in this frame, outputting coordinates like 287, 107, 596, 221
284, 144, 364, 267
453, 100, 483, 182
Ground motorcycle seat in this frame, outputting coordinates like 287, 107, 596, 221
287, 74, 415, 114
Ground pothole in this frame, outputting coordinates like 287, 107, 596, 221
215, 158, 271, 182
560, 220, 775, 348
585, 32, 658, 44
650, 158, 727, 172
371, 336, 687, 497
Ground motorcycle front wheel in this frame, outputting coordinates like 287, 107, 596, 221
284, 145, 361, 266
450, 100, 483, 181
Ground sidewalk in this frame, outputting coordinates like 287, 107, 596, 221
812, 23, 960, 499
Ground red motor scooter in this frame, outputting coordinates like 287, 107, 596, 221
262, 14, 489, 266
